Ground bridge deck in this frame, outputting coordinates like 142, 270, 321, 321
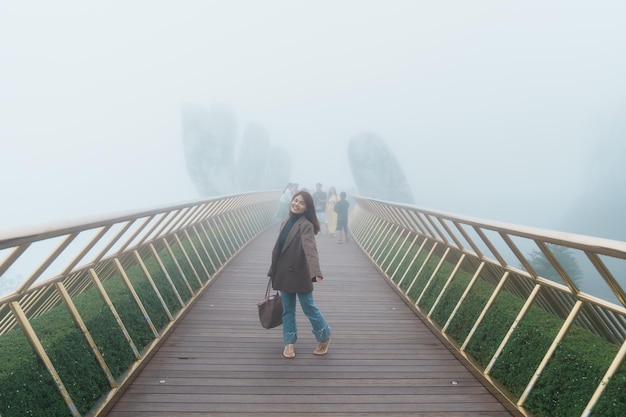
103, 225, 517, 417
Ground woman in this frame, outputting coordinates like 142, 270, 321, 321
267, 190, 332, 358
325, 186, 338, 235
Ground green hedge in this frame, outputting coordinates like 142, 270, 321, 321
372, 231, 626, 417
0, 236, 216, 417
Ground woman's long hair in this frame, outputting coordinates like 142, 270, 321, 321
291, 191, 320, 234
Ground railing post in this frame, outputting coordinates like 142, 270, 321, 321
9, 301, 81, 417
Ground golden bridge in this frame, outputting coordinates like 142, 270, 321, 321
1, 192, 625, 417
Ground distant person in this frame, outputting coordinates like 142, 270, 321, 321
267, 190, 332, 358
276, 182, 293, 220
312, 183, 328, 234
334, 191, 350, 243
326, 186, 338, 235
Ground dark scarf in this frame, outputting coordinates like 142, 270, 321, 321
279, 213, 303, 252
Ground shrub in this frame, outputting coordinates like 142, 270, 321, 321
374, 235, 625, 417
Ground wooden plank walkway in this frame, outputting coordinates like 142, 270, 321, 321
103, 225, 518, 417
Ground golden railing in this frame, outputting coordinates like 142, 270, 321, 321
0, 191, 280, 417
349, 195, 626, 417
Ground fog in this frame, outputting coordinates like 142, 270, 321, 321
2, 1, 625, 239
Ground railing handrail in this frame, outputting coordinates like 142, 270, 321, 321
390, 199, 626, 259
0, 191, 280, 302
0, 192, 277, 249
349, 194, 626, 417
353, 195, 626, 311
0, 191, 280, 417
371, 198, 626, 259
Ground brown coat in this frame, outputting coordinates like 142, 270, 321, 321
268, 216, 323, 293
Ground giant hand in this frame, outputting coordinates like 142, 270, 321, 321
348, 132, 415, 204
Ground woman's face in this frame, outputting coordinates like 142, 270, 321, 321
291, 194, 306, 214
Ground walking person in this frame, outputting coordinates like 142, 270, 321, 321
326, 186, 338, 235
334, 191, 350, 243
312, 183, 328, 234
267, 190, 332, 359
275, 182, 293, 220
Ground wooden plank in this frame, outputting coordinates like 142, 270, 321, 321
102, 225, 517, 417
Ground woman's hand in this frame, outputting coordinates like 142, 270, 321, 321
313, 276, 323, 282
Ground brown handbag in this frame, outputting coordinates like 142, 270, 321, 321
257, 277, 283, 329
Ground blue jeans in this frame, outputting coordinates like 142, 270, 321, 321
281, 290, 331, 345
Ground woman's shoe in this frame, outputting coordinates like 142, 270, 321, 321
283, 344, 295, 359
313, 338, 331, 355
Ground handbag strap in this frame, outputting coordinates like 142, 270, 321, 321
265, 276, 274, 298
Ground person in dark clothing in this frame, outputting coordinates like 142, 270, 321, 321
334, 191, 350, 243
267, 190, 331, 359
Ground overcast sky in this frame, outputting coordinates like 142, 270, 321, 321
2, 1, 625, 233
